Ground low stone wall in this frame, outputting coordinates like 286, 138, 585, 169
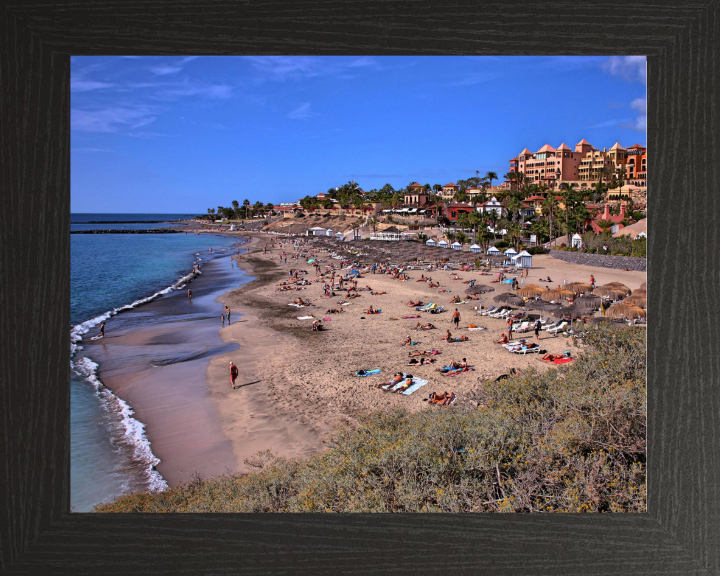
549, 249, 646, 271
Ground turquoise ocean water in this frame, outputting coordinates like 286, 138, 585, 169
70, 214, 244, 511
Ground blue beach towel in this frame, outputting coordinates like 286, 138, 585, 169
356, 369, 381, 377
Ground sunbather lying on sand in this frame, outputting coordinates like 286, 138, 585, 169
448, 358, 468, 369
366, 306, 380, 314
428, 391, 456, 405
376, 372, 403, 388
325, 308, 343, 314
541, 353, 565, 362
449, 335, 469, 342
408, 357, 436, 365
429, 282, 440, 288
449, 295, 462, 303
408, 349, 440, 357
437, 289, 449, 293
414, 322, 436, 331
407, 300, 424, 307
390, 375, 415, 393
440, 330, 452, 341
370, 291, 387, 295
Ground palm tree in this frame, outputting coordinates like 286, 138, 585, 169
558, 182, 578, 239
231, 200, 240, 219
456, 231, 468, 247
542, 193, 559, 245
486, 209, 500, 240
243, 199, 250, 220
595, 219, 614, 233
503, 171, 517, 192
484, 171, 498, 191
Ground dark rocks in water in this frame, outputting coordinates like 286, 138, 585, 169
71, 229, 182, 234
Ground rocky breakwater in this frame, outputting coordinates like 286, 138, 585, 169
549, 249, 646, 272
71, 229, 182, 234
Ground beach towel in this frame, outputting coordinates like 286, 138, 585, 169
356, 369, 381, 377
322, 317, 331, 322
297, 316, 314, 320
553, 358, 574, 365
468, 327, 487, 331
288, 303, 305, 308
383, 375, 430, 395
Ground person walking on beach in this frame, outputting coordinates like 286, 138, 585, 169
507, 317, 513, 341
534, 318, 541, 341
225, 306, 231, 324
99, 322, 105, 338
229, 362, 239, 389
222, 313, 225, 327
590, 275, 595, 289
452, 308, 460, 330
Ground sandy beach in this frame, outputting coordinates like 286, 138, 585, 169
204, 234, 646, 475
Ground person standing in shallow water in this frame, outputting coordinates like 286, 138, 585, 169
225, 306, 231, 324
187, 289, 192, 300
99, 322, 105, 338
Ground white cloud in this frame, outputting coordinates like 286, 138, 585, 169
72, 148, 113, 152
149, 56, 200, 76
71, 78, 116, 92
247, 56, 378, 82
288, 102, 316, 120
71, 106, 157, 133
624, 97, 647, 131
602, 56, 647, 83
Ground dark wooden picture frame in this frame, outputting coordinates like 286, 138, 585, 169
1, 1, 717, 573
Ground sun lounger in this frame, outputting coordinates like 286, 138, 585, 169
510, 346, 543, 355
468, 326, 488, 331
495, 309, 513, 319
513, 322, 532, 333
489, 307, 508, 318
480, 306, 498, 316
546, 321, 568, 335
543, 319, 561, 330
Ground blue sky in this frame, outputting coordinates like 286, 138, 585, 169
71, 56, 646, 213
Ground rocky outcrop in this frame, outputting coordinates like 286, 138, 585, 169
549, 249, 646, 271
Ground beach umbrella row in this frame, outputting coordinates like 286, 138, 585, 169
603, 282, 632, 295
573, 294, 604, 310
552, 305, 589, 319
640, 281, 647, 290
524, 300, 562, 312
592, 285, 627, 300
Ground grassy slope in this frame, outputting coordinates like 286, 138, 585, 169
96, 325, 646, 513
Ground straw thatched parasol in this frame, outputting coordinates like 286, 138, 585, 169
565, 282, 593, 295
573, 294, 604, 310
465, 284, 495, 295
632, 288, 647, 297
603, 282, 632, 295
623, 294, 647, 308
552, 305, 589, 319
516, 284, 544, 298
605, 303, 646, 320
524, 300, 562, 311
592, 285, 628, 300
640, 281, 646, 290
540, 289, 575, 302
494, 293, 525, 306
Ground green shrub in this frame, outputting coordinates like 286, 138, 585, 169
96, 326, 645, 514
494, 240, 509, 249
526, 246, 548, 255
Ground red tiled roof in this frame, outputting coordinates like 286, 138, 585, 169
523, 195, 545, 201
443, 182, 458, 188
